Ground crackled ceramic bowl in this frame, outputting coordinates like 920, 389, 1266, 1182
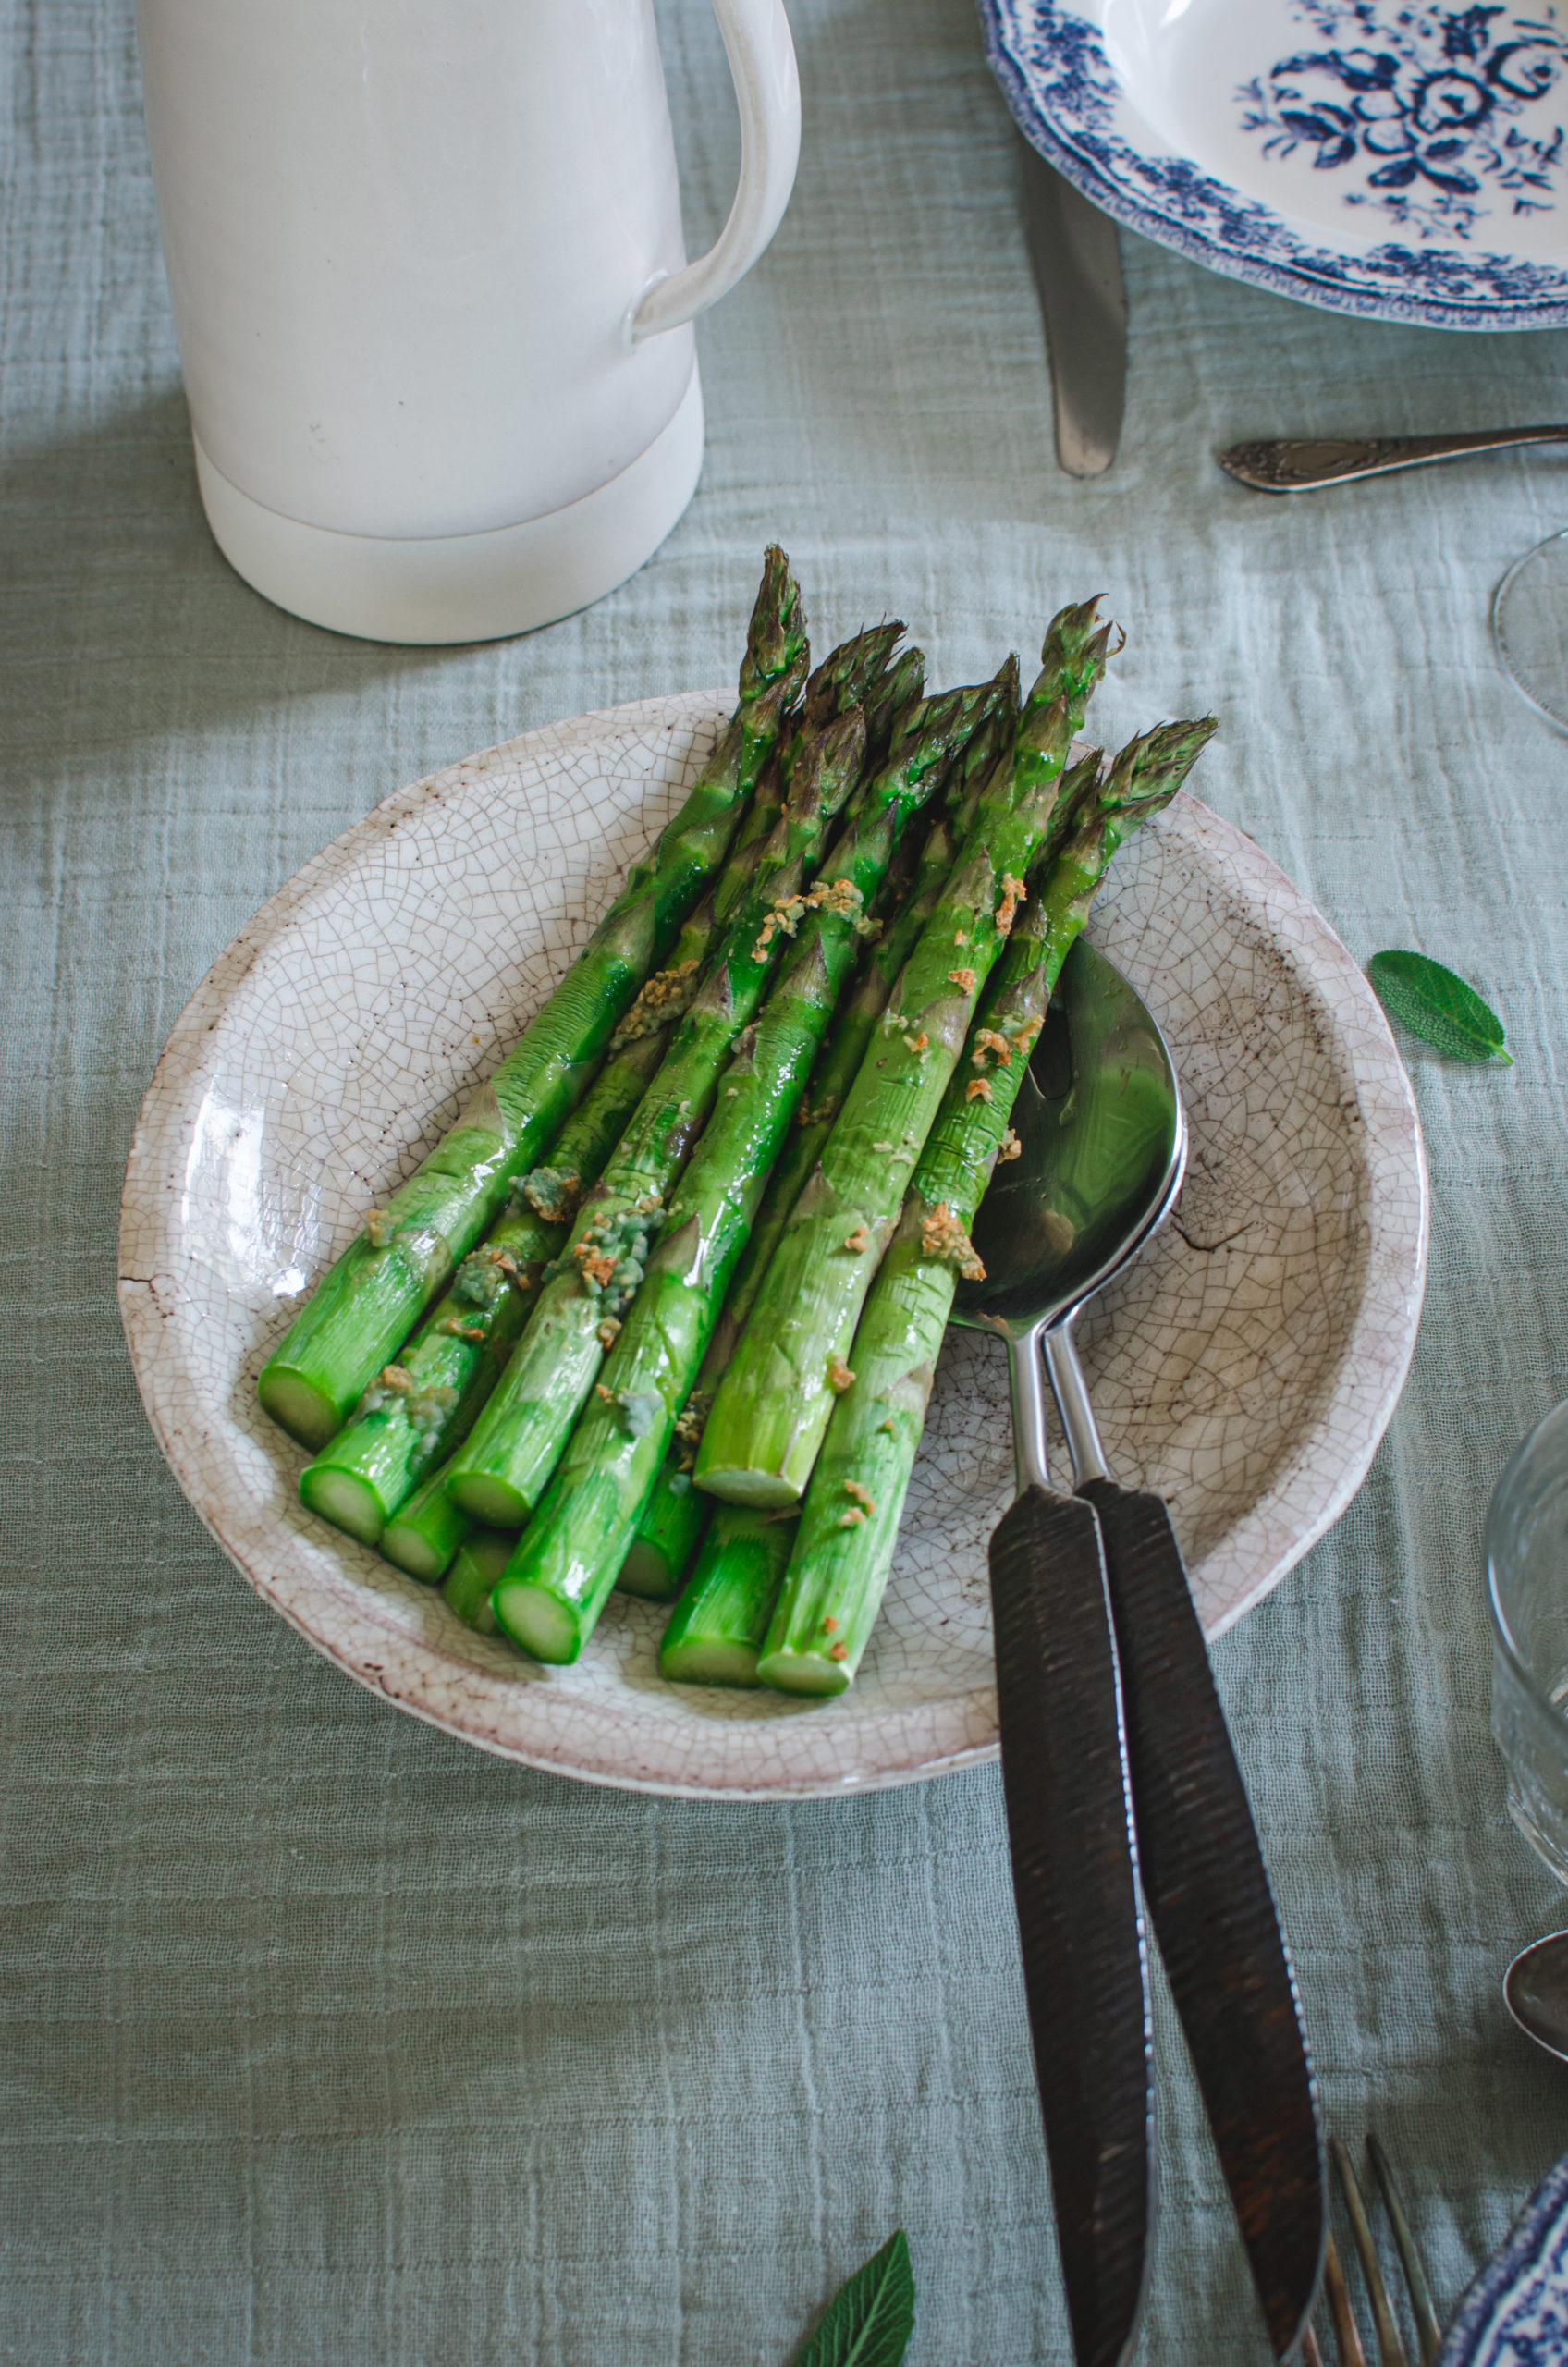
119, 693, 1427, 1797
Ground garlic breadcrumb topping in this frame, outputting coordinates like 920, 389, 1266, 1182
517, 1166, 582, 1224
996, 874, 1026, 934
672, 1392, 710, 1470
753, 877, 876, 961
454, 1243, 525, 1308
609, 959, 700, 1050
921, 1201, 986, 1281
971, 1027, 1012, 1070
572, 1196, 663, 1317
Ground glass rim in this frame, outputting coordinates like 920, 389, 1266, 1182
1486, 1398, 1568, 1712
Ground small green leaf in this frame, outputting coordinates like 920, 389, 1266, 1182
1369, 950, 1513, 1065
791, 2230, 915, 2367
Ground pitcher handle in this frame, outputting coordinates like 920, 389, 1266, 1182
631, 0, 801, 343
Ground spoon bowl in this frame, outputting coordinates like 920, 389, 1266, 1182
1505, 1932, 1568, 2065
955, 933, 1184, 1345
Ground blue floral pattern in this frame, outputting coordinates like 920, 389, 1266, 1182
1437, 2149, 1568, 2365
1240, 6, 1567, 241
976, 0, 1568, 327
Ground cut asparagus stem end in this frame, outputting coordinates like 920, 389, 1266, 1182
379, 1474, 472, 1582
443, 1569, 501, 1634
447, 1472, 532, 1527
299, 1464, 386, 1547
695, 1466, 802, 1512
442, 1531, 513, 1633
260, 1367, 340, 1452
380, 1522, 459, 1584
492, 1583, 582, 1664
618, 1539, 688, 1600
660, 1635, 764, 1688
755, 1646, 851, 1698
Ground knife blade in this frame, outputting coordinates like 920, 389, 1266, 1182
989, 1482, 1154, 2367
1019, 141, 1127, 478
1081, 1476, 1326, 2361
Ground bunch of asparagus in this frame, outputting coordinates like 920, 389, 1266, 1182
263, 551, 1215, 1699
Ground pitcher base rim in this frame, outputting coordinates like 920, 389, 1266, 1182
192, 375, 705, 645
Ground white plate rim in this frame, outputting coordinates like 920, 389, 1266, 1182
119, 690, 1428, 1800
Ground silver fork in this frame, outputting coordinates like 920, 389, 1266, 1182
1299, 2135, 1444, 2367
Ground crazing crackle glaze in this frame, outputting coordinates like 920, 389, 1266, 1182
119, 693, 1427, 1798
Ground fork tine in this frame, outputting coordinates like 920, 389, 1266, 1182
1331, 2136, 1412, 2367
1366, 2134, 1442, 2366
1322, 2229, 1370, 2367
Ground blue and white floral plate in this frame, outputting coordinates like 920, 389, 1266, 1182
1438, 2152, 1568, 2363
979, 0, 1568, 328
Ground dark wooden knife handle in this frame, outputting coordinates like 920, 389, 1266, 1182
1080, 1477, 1325, 2361
989, 1484, 1153, 2367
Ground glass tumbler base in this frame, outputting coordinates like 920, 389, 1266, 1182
1494, 531, 1568, 734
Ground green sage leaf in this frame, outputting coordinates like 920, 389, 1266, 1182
1369, 950, 1512, 1065
791, 2230, 915, 2367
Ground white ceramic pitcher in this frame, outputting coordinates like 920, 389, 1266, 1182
134, 0, 800, 644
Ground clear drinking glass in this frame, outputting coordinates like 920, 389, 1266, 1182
1494, 533, 1568, 735
1488, 1401, 1568, 1883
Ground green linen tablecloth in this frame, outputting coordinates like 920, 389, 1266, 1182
6, 0, 1568, 2357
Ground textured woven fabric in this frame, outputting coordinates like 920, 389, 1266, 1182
6, 0, 1568, 2358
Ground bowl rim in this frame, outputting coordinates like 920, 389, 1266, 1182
118, 689, 1430, 1797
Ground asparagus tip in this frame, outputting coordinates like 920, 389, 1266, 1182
741, 546, 808, 695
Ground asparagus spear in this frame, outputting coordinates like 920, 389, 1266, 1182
759, 717, 1217, 1696
864, 646, 927, 772
618, 1466, 712, 1601
442, 1528, 514, 1634
381, 1458, 474, 1582
615, 703, 1012, 1601
703, 789, 970, 1369
256, 546, 808, 1450
659, 1506, 797, 1686
297, 1020, 673, 1546
444, 688, 880, 1526
696, 600, 1113, 1511
486, 669, 1014, 1663
715, 625, 905, 914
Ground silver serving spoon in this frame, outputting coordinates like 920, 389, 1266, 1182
1505, 1932, 1568, 2063
953, 938, 1325, 2365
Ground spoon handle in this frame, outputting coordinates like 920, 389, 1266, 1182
989, 1482, 1153, 2367
1219, 427, 1568, 492
1080, 1473, 1326, 2362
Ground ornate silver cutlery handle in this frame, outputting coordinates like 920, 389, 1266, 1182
1219, 429, 1568, 493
